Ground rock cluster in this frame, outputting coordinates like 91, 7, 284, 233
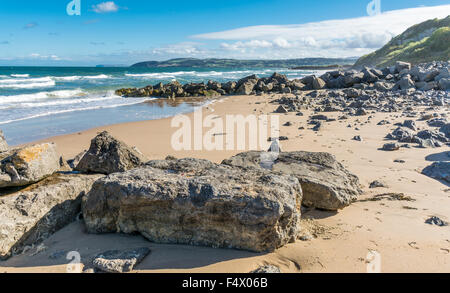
386, 120, 449, 149
82, 158, 303, 253
115, 61, 449, 99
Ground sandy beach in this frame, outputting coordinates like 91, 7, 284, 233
2, 92, 449, 273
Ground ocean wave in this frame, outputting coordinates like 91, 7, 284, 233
19, 95, 120, 108
0, 77, 53, 84
52, 74, 111, 81
0, 98, 153, 125
0, 89, 85, 104
0, 80, 56, 89
11, 74, 30, 78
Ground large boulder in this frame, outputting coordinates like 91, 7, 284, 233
222, 151, 362, 211
0, 130, 7, 152
82, 158, 302, 253
0, 173, 102, 259
0, 143, 61, 188
75, 131, 147, 175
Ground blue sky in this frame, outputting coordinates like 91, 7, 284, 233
0, 0, 449, 66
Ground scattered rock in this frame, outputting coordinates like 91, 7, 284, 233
274, 105, 289, 114
75, 131, 147, 175
92, 247, 151, 273
425, 216, 448, 227
382, 143, 400, 151
369, 180, 388, 189
250, 265, 281, 273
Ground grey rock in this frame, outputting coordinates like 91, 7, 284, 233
369, 180, 388, 188
0, 173, 102, 259
382, 143, 400, 151
222, 151, 362, 211
0, 143, 61, 188
67, 150, 87, 169
250, 265, 282, 273
425, 216, 448, 227
422, 162, 450, 183
312, 77, 326, 90
390, 127, 415, 143
92, 247, 151, 273
274, 105, 289, 114
75, 131, 147, 175
438, 78, 450, 91
83, 158, 302, 252
395, 61, 411, 72
440, 123, 450, 138
396, 76, 415, 90
403, 120, 417, 131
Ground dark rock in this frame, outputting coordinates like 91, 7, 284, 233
422, 162, 450, 183
369, 180, 388, 188
75, 131, 147, 175
425, 216, 448, 227
382, 143, 400, 151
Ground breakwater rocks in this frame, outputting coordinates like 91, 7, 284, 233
115, 61, 450, 98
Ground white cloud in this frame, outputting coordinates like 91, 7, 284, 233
29, 53, 62, 61
150, 42, 208, 56
92, 1, 119, 14
192, 5, 450, 58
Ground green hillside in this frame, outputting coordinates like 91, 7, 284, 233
354, 16, 450, 68
131, 57, 356, 68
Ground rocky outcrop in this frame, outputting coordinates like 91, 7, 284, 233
82, 158, 302, 252
0, 143, 61, 188
0, 130, 8, 153
115, 61, 449, 100
75, 131, 147, 175
222, 151, 362, 211
0, 173, 102, 259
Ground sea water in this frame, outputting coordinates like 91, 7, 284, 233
0, 67, 316, 145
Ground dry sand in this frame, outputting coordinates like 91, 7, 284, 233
1, 93, 449, 273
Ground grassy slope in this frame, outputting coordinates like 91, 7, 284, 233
354, 16, 450, 68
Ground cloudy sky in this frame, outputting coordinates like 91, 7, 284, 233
0, 0, 449, 66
